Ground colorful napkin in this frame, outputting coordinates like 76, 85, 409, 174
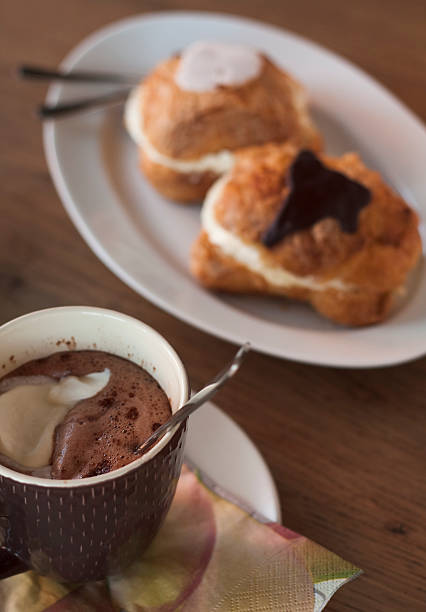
0, 464, 361, 611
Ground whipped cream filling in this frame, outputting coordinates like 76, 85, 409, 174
202, 175, 351, 292
174, 41, 262, 92
124, 87, 235, 175
0, 370, 110, 468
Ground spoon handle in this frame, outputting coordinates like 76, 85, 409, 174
37, 89, 131, 119
18, 64, 139, 85
136, 343, 251, 455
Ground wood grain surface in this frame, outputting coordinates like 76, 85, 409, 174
1, 1, 426, 610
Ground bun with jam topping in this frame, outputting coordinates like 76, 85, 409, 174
124, 41, 321, 203
190, 143, 422, 326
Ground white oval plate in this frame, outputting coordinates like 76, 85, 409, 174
43, 11, 426, 368
186, 401, 281, 523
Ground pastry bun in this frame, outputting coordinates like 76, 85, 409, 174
191, 143, 422, 325
125, 43, 321, 203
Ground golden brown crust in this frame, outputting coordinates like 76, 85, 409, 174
141, 55, 322, 159
191, 144, 422, 326
191, 231, 277, 294
191, 232, 398, 326
214, 143, 422, 289
139, 151, 219, 203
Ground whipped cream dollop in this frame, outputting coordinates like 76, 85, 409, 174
202, 175, 351, 292
124, 86, 235, 174
175, 41, 262, 92
0, 370, 110, 469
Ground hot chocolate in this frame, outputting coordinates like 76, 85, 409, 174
0, 350, 172, 479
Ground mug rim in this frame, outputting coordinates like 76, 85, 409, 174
0, 306, 190, 488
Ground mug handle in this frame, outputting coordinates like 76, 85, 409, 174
0, 514, 28, 579
0, 547, 28, 579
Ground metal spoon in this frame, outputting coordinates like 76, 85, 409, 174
18, 64, 139, 85
37, 88, 131, 118
135, 343, 251, 456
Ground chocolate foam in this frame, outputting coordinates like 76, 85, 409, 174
1, 351, 171, 479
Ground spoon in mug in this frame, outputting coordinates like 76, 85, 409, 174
135, 343, 251, 456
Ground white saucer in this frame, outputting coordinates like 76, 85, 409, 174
185, 402, 281, 523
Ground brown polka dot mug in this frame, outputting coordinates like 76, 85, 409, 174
0, 306, 189, 583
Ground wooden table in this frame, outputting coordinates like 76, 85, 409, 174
1, 2, 425, 610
